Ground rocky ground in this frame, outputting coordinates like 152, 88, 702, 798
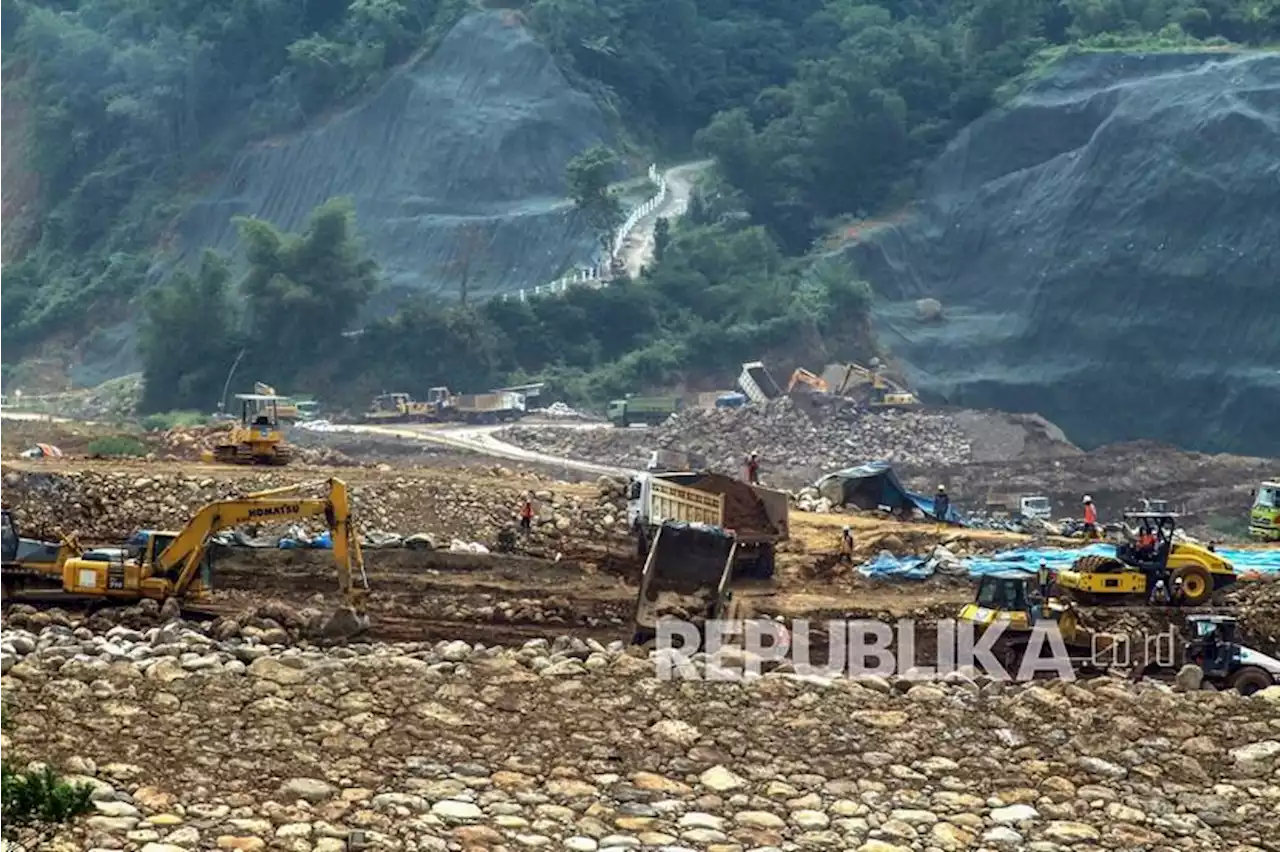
0, 459, 632, 550
499, 398, 1081, 490
3, 609, 1280, 852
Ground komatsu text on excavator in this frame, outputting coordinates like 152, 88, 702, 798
1, 479, 371, 637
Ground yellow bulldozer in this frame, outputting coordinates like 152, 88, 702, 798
1, 479, 370, 637
205, 392, 293, 466
1055, 512, 1236, 606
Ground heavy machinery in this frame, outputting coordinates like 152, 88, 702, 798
1055, 512, 1236, 606
607, 395, 683, 427
428, 386, 525, 423
820, 361, 921, 408
364, 392, 438, 423
1133, 615, 1280, 695
205, 393, 293, 466
1, 479, 370, 637
786, 368, 829, 395
737, 361, 783, 404
957, 573, 1109, 674
1, 508, 81, 591
631, 521, 739, 645
627, 471, 789, 579
1250, 481, 1280, 541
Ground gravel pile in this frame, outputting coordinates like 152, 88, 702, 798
2, 613, 1279, 852
502, 398, 979, 486
0, 466, 631, 549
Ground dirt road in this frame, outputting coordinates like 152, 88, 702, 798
619, 160, 712, 278
318, 421, 641, 478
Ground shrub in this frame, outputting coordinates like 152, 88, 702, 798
86, 435, 148, 457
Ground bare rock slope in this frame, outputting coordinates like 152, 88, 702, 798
173, 10, 608, 313
847, 51, 1280, 456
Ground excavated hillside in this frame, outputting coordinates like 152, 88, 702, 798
846, 50, 1280, 457
172, 9, 608, 314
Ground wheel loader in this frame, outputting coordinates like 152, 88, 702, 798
1054, 512, 1236, 606
1, 479, 370, 638
204, 393, 293, 466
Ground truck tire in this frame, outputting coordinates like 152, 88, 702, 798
1227, 665, 1274, 696
1173, 565, 1212, 605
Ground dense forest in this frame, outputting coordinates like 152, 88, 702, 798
3, 0, 1276, 410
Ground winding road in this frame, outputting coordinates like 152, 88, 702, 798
618, 160, 712, 278
311, 421, 640, 479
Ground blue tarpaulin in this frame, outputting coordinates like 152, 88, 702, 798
859, 543, 1280, 579
965, 543, 1280, 577
816, 461, 962, 523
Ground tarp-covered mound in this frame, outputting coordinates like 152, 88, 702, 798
816, 461, 961, 523
846, 51, 1280, 456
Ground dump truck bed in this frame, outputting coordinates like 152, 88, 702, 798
633, 522, 737, 636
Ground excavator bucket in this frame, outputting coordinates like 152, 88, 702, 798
318, 605, 370, 641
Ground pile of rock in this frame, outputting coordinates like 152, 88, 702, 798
3, 612, 1278, 852
503, 397, 976, 486
0, 467, 632, 549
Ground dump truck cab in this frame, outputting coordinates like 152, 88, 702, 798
1250, 481, 1280, 542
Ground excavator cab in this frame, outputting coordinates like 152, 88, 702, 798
2, 509, 17, 564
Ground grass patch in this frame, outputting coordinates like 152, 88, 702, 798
86, 435, 149, 458
141, 410, 210, 431
996, 33, 1244, 102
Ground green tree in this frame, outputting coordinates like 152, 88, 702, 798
566, 144, 624, 253
237, 197, 379, 378
139, 250, 242, 413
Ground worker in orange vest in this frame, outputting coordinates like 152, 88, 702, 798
519, 498, 534, 535
1082, 495, 1099, 538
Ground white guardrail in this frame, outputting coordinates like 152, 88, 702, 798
501, 164, 667, 303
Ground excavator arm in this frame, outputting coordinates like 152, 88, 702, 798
157, 478, 369, 607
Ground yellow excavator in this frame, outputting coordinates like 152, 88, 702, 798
205, 392, 293, 466
2, 479, 370, 637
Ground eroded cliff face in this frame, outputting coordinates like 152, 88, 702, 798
173, 10, 609, 312
847, 51, 1280, 455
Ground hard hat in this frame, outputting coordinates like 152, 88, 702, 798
842, 525, 851, 533
937, 485, 946, 492
1039, 559, 1047, 567
1083, 495, 1093, 503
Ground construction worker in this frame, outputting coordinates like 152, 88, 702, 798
519, 498, 534, 535
746, 451, 760, 484
1136, 524, 1157, 560
839, 526, 855, 564
1037, 559, 1052, 603
933, 486, 951, 523
1082, 495, 1099, 538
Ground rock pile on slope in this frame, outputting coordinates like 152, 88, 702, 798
0, 467, 630, 548
3, 614, 1279, 852
505, 398, 977, 484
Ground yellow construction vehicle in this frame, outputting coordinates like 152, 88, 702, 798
3, 479, 370, 636
786, 368, 830, 395
205, 393, 293, 465
820, 361, 921, 407
1250, 481, 1280, 542
1055, 512, 1236, 606
2, 507, 82, 592
957, 573, 1108, 673
363, 392, 438, 423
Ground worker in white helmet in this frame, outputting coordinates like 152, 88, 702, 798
1082, 495, 1098, 538
839, 525, 855, 564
